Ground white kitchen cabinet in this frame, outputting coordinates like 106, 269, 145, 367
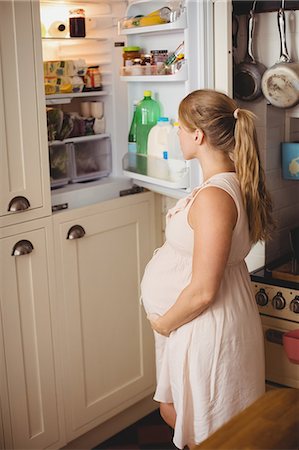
52, 192, 157, 441
0, 218, 64, 449
0, 0, 51, 228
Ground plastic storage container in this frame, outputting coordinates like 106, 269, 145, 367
49, 143, 71, 188
70, 138, 111, 182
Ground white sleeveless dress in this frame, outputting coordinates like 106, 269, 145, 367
141, 172, 265, 449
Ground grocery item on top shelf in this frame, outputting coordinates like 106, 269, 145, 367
48, 20, 68, 38
69, 9, 86, 37
44, 76, 73, 95
83, 66, 102, 91
44, 60, 75, 77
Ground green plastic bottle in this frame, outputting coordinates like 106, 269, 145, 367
135, 90, 160, 155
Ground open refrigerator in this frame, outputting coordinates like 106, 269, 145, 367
40, 0, 215, 204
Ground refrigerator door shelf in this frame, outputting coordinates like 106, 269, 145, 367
118, 9, 187, 35
122, 153, 189, 189
120, 61, 187, 82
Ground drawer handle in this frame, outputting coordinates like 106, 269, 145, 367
265, 328, 284, 345
67, 225, 86, 240
8, 196, 30, 212
11, 240, 34, 256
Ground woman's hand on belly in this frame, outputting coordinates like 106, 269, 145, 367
147, 313, 170, 337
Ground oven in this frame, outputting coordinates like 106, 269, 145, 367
251, 266, 299, 389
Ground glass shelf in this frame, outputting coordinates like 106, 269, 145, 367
49, 134, 110, 146
42, 37, 108, 42
45, 91, 108, 105
122, 153, 189, 189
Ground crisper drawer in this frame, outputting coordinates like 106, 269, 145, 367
49, 143, 71, 188
70, 137, 112, 183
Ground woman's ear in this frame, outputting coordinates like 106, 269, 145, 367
194, 129, 204, 145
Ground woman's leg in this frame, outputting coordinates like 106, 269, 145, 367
159, 402, 176, 429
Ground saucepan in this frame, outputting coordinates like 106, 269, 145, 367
234, 1, 266, 101
261, 1, 299, 108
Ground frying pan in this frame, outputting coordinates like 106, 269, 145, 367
261, 2, 299, 109
234, 3, 266, 101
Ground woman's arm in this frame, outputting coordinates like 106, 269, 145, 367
150, 186, 237, 336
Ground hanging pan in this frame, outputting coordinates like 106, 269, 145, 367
234, 1, 266, 101
261, 0, 299, 109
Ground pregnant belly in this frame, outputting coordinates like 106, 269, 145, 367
141, 242, 191, 316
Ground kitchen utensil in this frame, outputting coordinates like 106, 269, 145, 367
234, 1, 266, 101
261, 1, 299, 109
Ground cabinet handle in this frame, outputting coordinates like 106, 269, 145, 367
67, 225, 86, 240
8, 196, 30, 212
11, 240, 34, 256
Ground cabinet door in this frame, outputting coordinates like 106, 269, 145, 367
0, 220, 62, 449
53, 193, 156, 440
0, 1, 51, 227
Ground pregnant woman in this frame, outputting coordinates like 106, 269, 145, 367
141, 89, 274, 449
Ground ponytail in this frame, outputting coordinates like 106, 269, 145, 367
179, 89, 274, 244
234, 109, 274, 243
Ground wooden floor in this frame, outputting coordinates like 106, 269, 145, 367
92, 410, 176, 450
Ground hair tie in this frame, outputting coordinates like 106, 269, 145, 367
233, 108, 239, 119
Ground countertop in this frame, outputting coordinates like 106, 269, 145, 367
194, 388, 299, 450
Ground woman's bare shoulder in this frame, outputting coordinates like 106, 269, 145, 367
188, 186, 237, 230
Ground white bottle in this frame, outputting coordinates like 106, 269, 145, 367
147, 117, 172, 178
168, 121, 183, 160
167, 121, 186, 182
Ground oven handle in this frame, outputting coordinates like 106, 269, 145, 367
265, 328, 284, 345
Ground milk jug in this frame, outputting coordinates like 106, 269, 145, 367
147, 117, 172, 178
167, 121, 186, 182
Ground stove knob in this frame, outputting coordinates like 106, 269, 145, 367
290, 296, 299, 314
272, 292, 286, 310
255, 288, 268, 306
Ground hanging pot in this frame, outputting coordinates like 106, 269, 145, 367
261, 4, 299, 109
234, 5, 266, 101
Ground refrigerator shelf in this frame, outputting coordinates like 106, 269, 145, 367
49, 134, 110, 146
118, 10, 187, 35
120, 61, 187, 82
46, 91, 108, 105
42, 37, 109, 42
122, 153, 189, 189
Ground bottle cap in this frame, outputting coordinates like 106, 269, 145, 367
123, 46, 141, 52
143, 90, 152, 97
158, 117, 169, 122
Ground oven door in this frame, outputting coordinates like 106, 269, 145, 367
261, 314, 299, 389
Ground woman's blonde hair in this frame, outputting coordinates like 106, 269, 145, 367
178, 89, 274, 243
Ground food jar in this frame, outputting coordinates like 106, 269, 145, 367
123, 47, 141, 67
69, 9, 86, 37
84, 66, 102, 91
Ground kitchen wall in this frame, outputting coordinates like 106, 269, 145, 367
236, 9, 299, 264
160, 8, 299, 268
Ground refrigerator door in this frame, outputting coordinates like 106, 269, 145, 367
119, 0, 215, 198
